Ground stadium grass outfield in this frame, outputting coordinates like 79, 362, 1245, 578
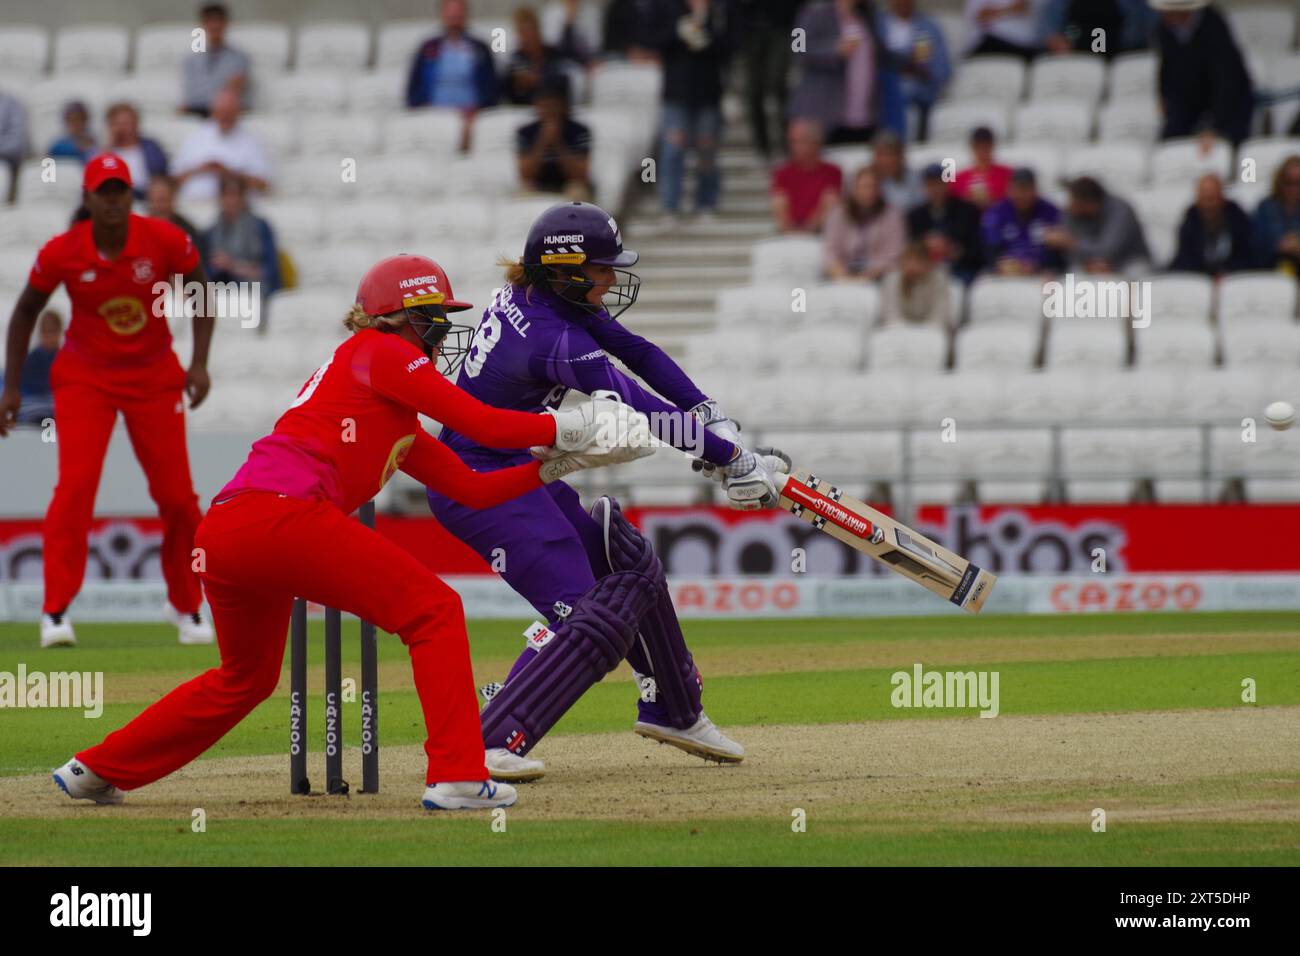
0, 613, 1297, 866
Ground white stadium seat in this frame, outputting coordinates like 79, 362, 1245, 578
1237, 137, 1300, 188
1108, 51, 1157, 101
684, 332, 772, 377
1228, 5, 1296, 54
1060, 427, 1143, 502
966, 276, 1046, 326
471, 107, 536, 156
1028, 54, 1105, 104
1177, 369, 1275, 425
348, 70, 407, 114
823, 145, 871, 180
932, 12, 966, 61
252, 200, 324, 252
26, 74, 112, 133
238, 113, 299, 160
324, 199, 412, 245
751, 236, 822, 285
998, 143, 1062, 191
954, 324, 1038, 371
867, 325, 947, 372
1042, 321, 1128, 369
53, 25, 129, 74
929, 98, 1010, 142
716, 284, 802, 329
295, 22, 372, 72
1149, 137, 1233, 188
227, 22, 291, 73
1212, 425, 1296, 482
1061, 143, 1149, 194
265, 288, 352, 334
1267, 54, 1300, 131
1218, 271, 1297, 323
759, 429, 883, 495
1145, 273, 1214, 324
375, 20, 433, 69
107, 72, 182, 117
275, 155, 355, 200
0, 25, 49, 76
963, 428, 1053, 503
14, 159, 83, 207
299, 115, 383, 157
1129, 189, 1189, 268
1013, 100, 1093, 144
420, 198, 499, 243
802, 283, 880, 325
1221, 324, 1300, 368
591, 62, 662, 109
133, 24, 193, 72
949, 56, 1024, 102
381, 110, 464, 156
1133, 323, 1217, 368
775, 325, 867, 372
1098, 100, 1160, 143
290, 243, 382, 288
146, 115, 204, 157
260, 72, 348, 113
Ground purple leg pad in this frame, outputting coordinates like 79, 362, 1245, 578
594, 497, 703, 729
481, 570, 657, 755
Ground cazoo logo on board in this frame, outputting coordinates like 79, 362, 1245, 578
636, 507, 1126, 577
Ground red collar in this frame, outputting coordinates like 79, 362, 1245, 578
77, 213, 146, 264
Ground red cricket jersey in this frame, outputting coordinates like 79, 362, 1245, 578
28, 213, 199, 366
215, 329, 555, 515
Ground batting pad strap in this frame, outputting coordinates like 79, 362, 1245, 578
599, 499, 703, 728
480, 570, 657, 756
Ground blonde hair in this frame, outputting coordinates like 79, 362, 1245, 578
343, 303, 406, 333
497, 255, 530, 287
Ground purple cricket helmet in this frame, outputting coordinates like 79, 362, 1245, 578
521, 201, 640, 319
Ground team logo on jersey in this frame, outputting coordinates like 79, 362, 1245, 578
131, 258, 155, 283
379, 434, 416, 488
98, 296, 148, 335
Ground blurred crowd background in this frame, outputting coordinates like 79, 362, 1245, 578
1, 0, 1297, 511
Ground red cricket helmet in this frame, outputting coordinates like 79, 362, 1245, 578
355, 254, 476, 375
355, 253, 473, 316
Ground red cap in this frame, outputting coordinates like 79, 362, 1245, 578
82, 153, 133, 191
355, 253, 473, 316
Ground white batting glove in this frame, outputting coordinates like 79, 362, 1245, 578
535, 442, 656, 483
546, 392, 653, 455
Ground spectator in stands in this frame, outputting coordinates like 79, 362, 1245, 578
603, 0, 661, 60
1169, 173, 1251, 275
0, 88, 28, 201
147, 175, 207, 264
982, 167, 1063, 275
1042, 0, 1156, 55
542, 0, 601, 63
881, 241, 952, 328
823, 167, 906, 281
909, 163, 984, 283
1251, 156, 1300, 275
964, 0, 1047, 59
650, 0, 739, 224
204, 174, 281, 296
11, 310, 63, 426
771, 119, 843, 233
516, 75, 592, 198
871, 129, 921, 210
790, 1, 880, 144
952, 126, 1012, 211
1042, 176, 1150, 274
172, 89, 271, 202
105, 103, 169, 197
182, 3, 251, 116
741, 0, 799, 163
504, 7, 570, 106
876, 0, 951, 140
407, 0, 500, 150
1153, 0, 1253, 147
48, 102, 97, 164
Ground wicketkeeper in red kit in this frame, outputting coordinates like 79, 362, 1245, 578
0, 153, 215, 648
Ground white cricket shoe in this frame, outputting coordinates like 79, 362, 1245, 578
422, 780, 517, 810
167, 606, 214, 645
634, 712, 745, 763
485, 747, 546, 783
52, 758, 125, 805
40, 611, 76, 648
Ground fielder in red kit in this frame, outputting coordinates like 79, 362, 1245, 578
52, 253, 651, 811
0, 153, 215, 648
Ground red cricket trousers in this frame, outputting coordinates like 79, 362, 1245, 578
78, 491, 488, 789
44, 349, 203, 615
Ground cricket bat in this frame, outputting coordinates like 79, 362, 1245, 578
775, 467, 997, 614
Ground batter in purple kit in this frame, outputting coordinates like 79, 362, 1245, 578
427, 201, 786, 782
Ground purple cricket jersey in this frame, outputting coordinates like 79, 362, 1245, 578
438, 282, 737, 467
